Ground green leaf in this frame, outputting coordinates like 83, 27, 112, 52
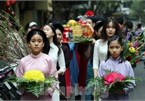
7, 75, 59, 97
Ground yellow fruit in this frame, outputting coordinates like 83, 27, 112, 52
66, 24, 70, 27
67, 19, 77, 26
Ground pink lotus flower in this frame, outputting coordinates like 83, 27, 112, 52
103, 72, 125, 85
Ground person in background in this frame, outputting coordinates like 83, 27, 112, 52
123, 20, 134, 41
53, 22, 71, 100
16, 29, 58, 101
116, 16, 124, 30
85, 21, 104, 100
42, 24, 66, 101
98, 35, 135, 101
94, 16, 105, 24
25, 22, 32, 33
93, 17, 124, 78
134, 23, 142, 36
29, 21, 38, 29
47, 19, 58, 25
76, 15, 95, 100
86, 16, 96, 28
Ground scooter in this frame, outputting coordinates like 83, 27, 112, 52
0, 65, 21, 100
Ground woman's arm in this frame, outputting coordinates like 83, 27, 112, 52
47, 58, 58, 97
123, 62, 135, 94
62, 44, 70, 67
15, 60, 24, 77
93, 41, 99, 77
57, 48, 66, 75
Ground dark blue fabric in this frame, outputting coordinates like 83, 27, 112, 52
68, 42, 79, 87
85, 59, 94, 100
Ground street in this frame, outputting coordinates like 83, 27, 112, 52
129, 61, 145, 100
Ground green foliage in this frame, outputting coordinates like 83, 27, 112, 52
70, 35, 93, 43
8, 75, 59, 97
87, 69, 141, 101
123, 29, 145, 66
130, 0, 145, 23
87, 77, 106, 101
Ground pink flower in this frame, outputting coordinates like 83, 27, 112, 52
2, 56, 6, 60
7, 35, 10, 39
8, 22, 13, 26
103, 72, 125, 85
14, 42, 17, 46
11, 12, 15, 15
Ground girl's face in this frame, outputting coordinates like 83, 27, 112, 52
108, 40, 123, 59
56, 29, 63, 43
106, 22, 116, 37
86, 19, 93, 27
29, 34, 44, 55
134, 25, 138, 30
43, 25, 54, 39
95, 26, 103, 38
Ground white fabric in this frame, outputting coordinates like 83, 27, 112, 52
93, 39, 108, 69
48, 42, 66, 101
48, 42, 66, 73
52, 83, 59, 101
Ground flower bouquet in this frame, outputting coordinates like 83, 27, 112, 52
87, 70, 141, 101
8, 70, 59, 97
123, 29, 145, 68
62, 17, 94, 43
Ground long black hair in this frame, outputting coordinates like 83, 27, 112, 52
106, 35, 125, 63
26, 29, 50, 54
101, 17, 124, 41
43, 24, 61, 55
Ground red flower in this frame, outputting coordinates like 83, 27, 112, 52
126, 56, 132, 61
104, 72, 125, 85
130, 42, 133, 47
85, 10, 94, 16
78, 19, 83, 24
135, 58, 140, 63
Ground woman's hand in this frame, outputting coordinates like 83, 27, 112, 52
92, 38, 96, 44
57, 70, 64, 75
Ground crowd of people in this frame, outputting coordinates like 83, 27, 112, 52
15, 10, 144, 101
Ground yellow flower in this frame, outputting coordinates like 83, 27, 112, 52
23, 70, 45, 82
129, 47, 135, 53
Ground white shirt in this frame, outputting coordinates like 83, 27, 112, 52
48, 42, 66, 73
93, 39, 108, 69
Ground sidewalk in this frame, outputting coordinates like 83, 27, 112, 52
129, 61, 145, 100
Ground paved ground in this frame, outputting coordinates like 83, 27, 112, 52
129, 61, 145, 100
